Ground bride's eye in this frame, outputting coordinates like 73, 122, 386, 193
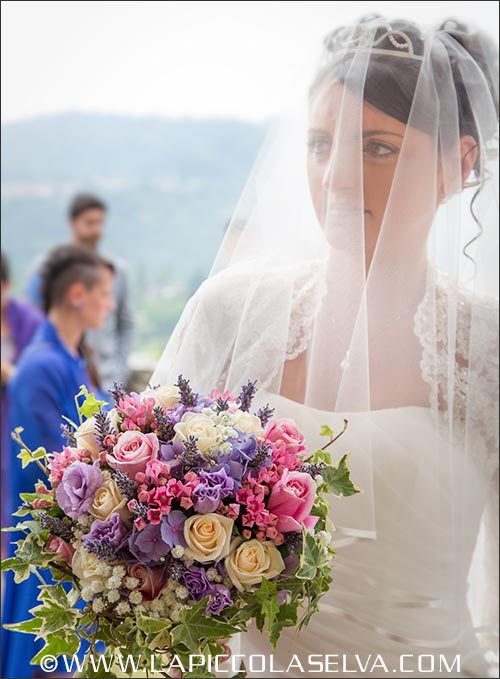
363, 140, 399, 158
307, 137, 332, 158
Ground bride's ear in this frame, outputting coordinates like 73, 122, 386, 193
460, 135, 479, 188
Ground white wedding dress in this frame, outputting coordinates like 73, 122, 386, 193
234, 272, 499, 679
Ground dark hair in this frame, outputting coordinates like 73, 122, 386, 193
40, 245, 114, 389
1, 252, 10, 283
311, 15, 499, 178
68, 193, 107, 220
40, 244, 114, 314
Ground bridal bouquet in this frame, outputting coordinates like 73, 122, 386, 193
2, 377, 359, 678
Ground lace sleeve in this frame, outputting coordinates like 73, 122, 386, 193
414, 270, 499, 478
286, 264, 326, 361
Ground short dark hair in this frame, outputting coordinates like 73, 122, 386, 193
1, 252, 10, 283
68, 194, 107, 220
39, 244, 114, 314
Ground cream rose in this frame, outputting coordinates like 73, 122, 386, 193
183, 513, 234, 563
88, 479, 132, 524
108, 408, 122, 431
174, 412, 221, 455
75, 417, 100, 459
225, 538, 285, 591
141, 385, 180, 410
231, 410, 264, 436
72, 549, 101, 582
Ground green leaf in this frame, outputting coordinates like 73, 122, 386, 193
321, 453, 361, 497
320, 424, 334, 439
76, 385, 108, 419
3, 616, 43, 635
296, 529, 329, 581
1, 557, 32, 583
17, 447, 47, 469
255, 578, 279, 630
311, 448, 332, 465
30, 633, 81, 667
136, 612, 170, 634
29, 599, 81, 637
269, 603, 297, 649
16, 535, 53, 568
170, 598, 240, 654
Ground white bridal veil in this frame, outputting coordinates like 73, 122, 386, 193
153, 14, 499, 672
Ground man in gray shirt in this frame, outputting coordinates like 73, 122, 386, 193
26, 194, 134, 391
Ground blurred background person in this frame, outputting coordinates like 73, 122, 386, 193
1, 251, 44, 555
1, 244, 115, 679
27, 193, 134, 392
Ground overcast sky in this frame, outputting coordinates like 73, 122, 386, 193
2, 0, 498, 123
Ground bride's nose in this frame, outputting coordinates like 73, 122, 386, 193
321, 150, 359, 195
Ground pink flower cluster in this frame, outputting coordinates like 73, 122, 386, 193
49, 446, 91, 487
118, 393, 156, 431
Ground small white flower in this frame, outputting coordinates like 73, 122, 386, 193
107, 589, 121, 603
135, 604, 146, 613
171, 545, 185, 559
129, 591, 143, 605
164, 592, 176, 607
113, 565, 126, 580
73, 529, 84, 541
175, 586, 188, 600
223, 577, 232, 589
206, 567, 219, 582
123, 576, 140, 589
90, 579, 105, 594
101, 469, 112, 481
115, 601, 131, 616
92, 597, 105, 614
106, 576, 121, 590
171, 608, 181, 623
81, 587, 93, 602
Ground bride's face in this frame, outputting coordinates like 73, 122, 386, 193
307, 81, 441, 268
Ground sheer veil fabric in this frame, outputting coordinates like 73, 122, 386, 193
152, 15, 499, 677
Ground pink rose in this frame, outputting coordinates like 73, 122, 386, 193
44, 535, 75, 563
267, 469, 318, 532
264, 418, 306, 470
128, 563, 167, 601
106, 431, 159, 478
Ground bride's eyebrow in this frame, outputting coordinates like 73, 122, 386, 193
362, 130, 404, 139
307, 127, 331, 136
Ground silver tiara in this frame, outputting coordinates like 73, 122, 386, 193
326, 23, 424, 63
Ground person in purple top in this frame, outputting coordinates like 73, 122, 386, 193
1, 252, 44, 550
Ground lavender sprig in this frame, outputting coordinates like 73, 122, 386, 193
178, 436, 204, 470
112, 470, 137, 500
169, 560, 186, 582
39, 512, 73, 541
215, 398, 230, 413
248, 442, 272, 469
298, 462, 326, 479
255, 403, 275, 428
153, 406, 176, 442
175, 375, 198, 407
109, 381, 127, 405
60, 423, 77, 447
129, 501, 149, 519
84, 539, 116, 561
284, 531, 303, 551
238, 380, 257, 412
94, 410, 115, 449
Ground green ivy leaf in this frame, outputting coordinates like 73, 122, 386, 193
255, 578, 279, 630
76, 385, 108, 419
1, 557, 32, 583
136, 612, 170, 635
296, 529, 329, 580
269, 603, 297, 649
320, 424, 335, 439
170, 598, 240, 654
321, 453, 361, 497
30, 633, 81, 667
29, 599, 81, 637
3, 616, 43, 635
17, 447, 47, 469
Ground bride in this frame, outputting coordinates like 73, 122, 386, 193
152, 15, 498, 678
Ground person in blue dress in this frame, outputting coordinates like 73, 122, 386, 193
2, 244, 115, 678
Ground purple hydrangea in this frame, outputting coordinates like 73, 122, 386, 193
83, 513, 129, 550
159, 441, 184, 477
128, 523, 170, 565
183, 565, 212, 601
161, 510, 187, 548
55, 460, 102, 519
192, 468, 235, 513
206, 584, 233, 616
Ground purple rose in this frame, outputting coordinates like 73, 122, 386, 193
183, 565, 212, 601
128, 524, 170, 565
200, 468, 234, 497
169, 397, 212, 425
161, 510, 187, 548
84, 513, 129, 550
192, 484, 222, 514
206, 584, 233, 616
159, 441, 184, 477
55, 460, 102, 519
